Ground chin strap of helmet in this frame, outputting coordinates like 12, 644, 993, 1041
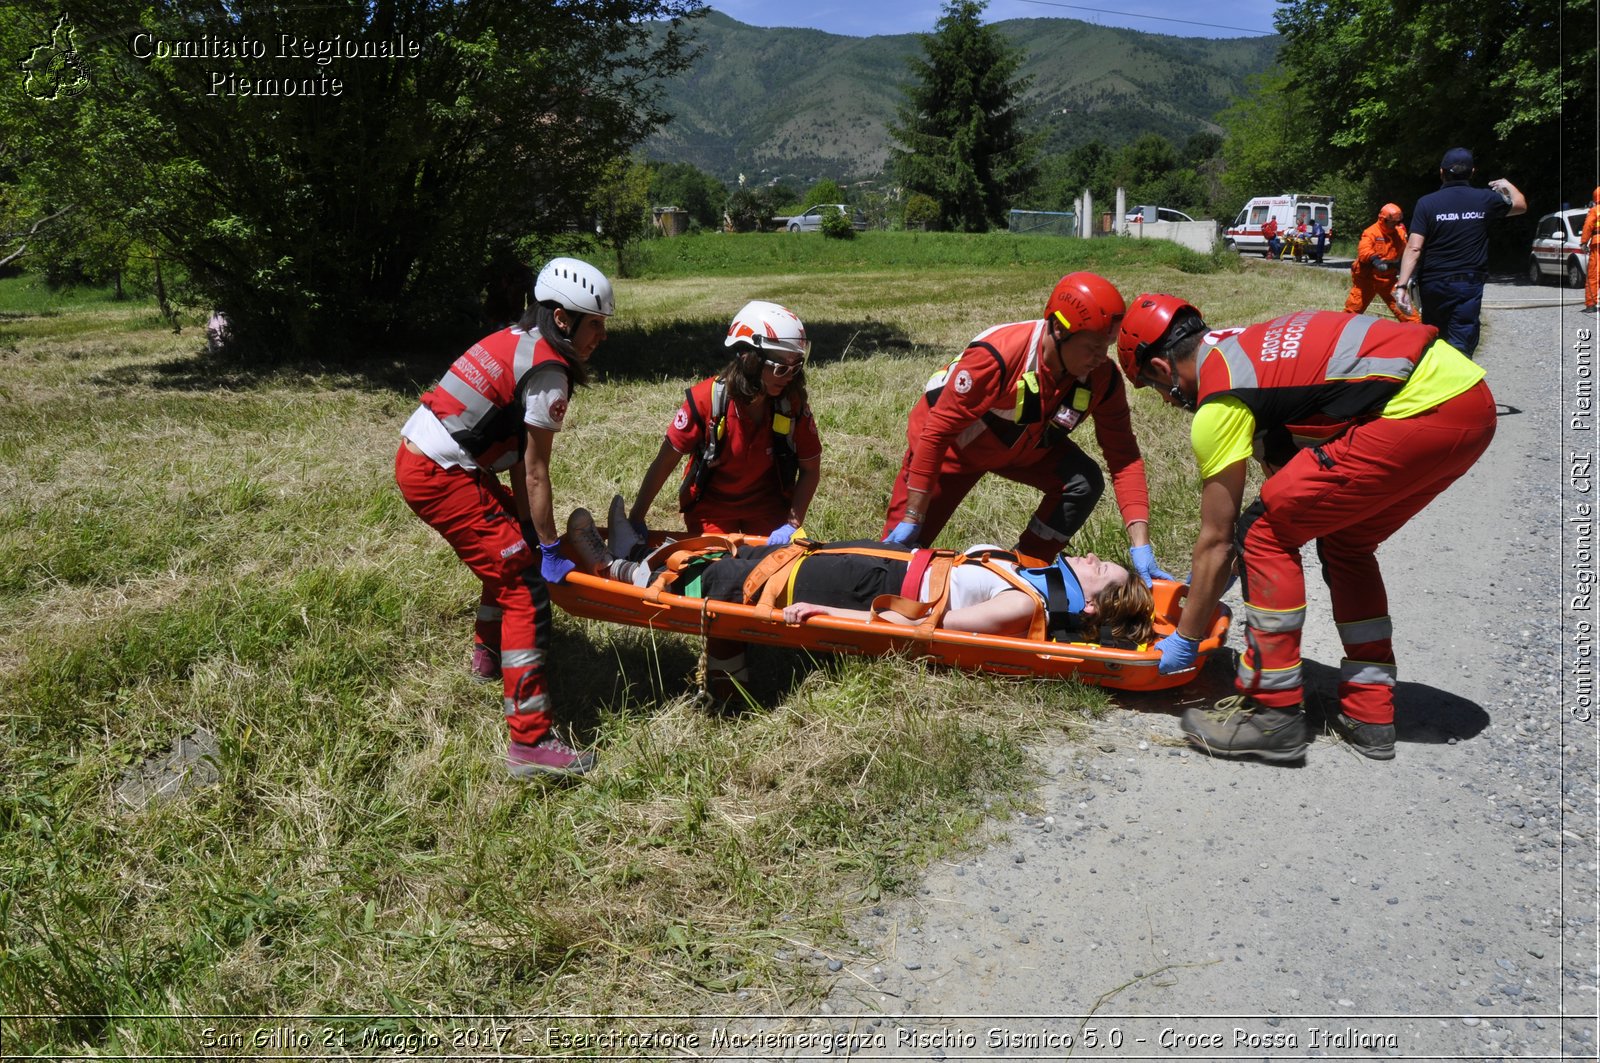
1155, 312, 1208, 412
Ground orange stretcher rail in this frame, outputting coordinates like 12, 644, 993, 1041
549, 531, 1231, 693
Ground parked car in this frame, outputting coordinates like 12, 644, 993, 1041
1528, 208, 1589, 288
781, 204, 868, 232
1125, 205, 1195, 223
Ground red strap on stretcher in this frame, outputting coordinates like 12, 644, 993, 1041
899, 548, 934, 600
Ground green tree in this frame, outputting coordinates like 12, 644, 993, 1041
648, 161, 725, 230
1025, 141, 1115, 212
802, 179, 844, 208
1217, 67, 1327, 209
888, 0, 1038, 232
724, 183, 794, 232
902, 192, 940, 231
592, 157, 655, 279
1271, 0, 1581, 216
0, 0, 705, 356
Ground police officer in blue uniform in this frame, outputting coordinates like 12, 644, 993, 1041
1394, 147, 1526, 358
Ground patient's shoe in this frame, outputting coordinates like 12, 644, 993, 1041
565, 508, 613, 575
608, 493, 646, 561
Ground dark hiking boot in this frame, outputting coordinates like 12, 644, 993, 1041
1329, 712, 1396, 761
1180, 695, 1308, 762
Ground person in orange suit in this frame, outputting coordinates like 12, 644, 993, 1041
1344, 203, 1420, 323
1581, 187, 1600, 314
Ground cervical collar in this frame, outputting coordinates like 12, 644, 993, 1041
1016, 555, 1086, 636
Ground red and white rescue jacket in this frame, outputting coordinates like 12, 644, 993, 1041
1197, 311, 1436, 454
420, 328, 571, 470
911, 319, 1150, 526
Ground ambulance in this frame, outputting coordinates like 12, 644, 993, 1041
1223, 193, 1335, 255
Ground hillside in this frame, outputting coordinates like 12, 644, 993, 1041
644, 9, 1281, 184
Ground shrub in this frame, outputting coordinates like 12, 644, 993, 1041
819, 205, 856, 240
903, 193, 940, 231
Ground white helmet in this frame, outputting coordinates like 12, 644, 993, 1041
534, 257, 614, 317
724, 300, 810, 357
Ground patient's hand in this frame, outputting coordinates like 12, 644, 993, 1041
783, 602, 830, 624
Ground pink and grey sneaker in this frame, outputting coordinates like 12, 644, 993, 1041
507, 734, 597, 778
470, 644, 501, 683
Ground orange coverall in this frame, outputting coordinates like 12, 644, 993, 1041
1581, 205, 1599, 309
1344, 220, 1419, 322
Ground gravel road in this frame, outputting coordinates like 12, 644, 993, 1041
727, 283, 1599, 1060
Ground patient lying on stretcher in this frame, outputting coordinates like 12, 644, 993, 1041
593, 531, 1155, 646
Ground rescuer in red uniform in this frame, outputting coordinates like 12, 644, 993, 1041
623, 300, 822, 698
1119, 296, 1495, 763
880, 272, 1173, 588
396, 256, 613, 778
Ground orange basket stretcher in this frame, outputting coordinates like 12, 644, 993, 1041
549, 531, 1231, 693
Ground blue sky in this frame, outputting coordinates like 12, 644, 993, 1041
712, 0, 1283, 38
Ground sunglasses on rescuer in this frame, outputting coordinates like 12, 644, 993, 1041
762, 356, 805, 377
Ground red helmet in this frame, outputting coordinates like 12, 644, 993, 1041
1117, 293, 1201, 386
1045, 272, 1125, 335
1378, 203, 1403, 225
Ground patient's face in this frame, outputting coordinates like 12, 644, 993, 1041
1065, 553, 1130, 600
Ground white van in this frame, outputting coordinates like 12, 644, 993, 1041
1224, 194, 1335, 255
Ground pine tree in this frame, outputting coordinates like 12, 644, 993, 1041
888, 0, 1038, 232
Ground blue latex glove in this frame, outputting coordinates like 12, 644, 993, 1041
1129, 543, 1176, 587
1153, 632, 1201, 673
538, 540, 575, 584
884, 520, 920, 546
766, 522, 798, 546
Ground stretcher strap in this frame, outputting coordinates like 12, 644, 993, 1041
744, 544, 810, 608
900, 548, 935, 599
869, 594, 934, 623
917, 554, 955, 634
785, 555, 806, 606
643, 535, 734, 600
969, 555, 1050, 642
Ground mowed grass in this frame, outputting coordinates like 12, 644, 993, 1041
0, 236, 1354, 1054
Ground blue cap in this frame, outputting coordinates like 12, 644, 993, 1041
1440, 147, 1474, 177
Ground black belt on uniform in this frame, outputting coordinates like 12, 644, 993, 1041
1421, 271, 1486, 285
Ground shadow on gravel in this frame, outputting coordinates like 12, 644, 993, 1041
1114, 650, 1491, 748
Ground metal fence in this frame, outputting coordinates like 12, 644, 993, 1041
1007, 209, 1078, 237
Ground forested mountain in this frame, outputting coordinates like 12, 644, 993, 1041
644, 10, 1281, 184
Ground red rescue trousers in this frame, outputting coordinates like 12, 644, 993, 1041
1587, 248, 1599, 309
395, 442, 553, 746
880, 400, 1105, 553
1344, 272, 1420, 323
1234, 382, 1496, 723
